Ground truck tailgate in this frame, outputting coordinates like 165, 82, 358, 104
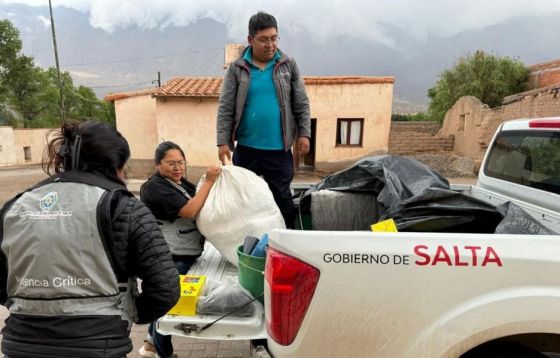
157, 242, 267, 340
267, 229, 560, 357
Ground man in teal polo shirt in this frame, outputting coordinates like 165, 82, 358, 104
217, 11, 311, 228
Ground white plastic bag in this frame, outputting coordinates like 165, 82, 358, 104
196, 166, 285, 266
197, 278, 256, 317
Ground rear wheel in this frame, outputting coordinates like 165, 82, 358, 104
461, 341, 548, 358
251, 339, 270, 358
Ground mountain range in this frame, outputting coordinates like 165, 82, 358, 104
2, 4, 559, 113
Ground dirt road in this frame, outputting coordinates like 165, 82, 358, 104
0, 165, 48, 206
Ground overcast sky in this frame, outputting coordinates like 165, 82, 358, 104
2, 0, 560, 47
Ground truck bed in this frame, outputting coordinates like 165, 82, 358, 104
156, 243, 267, 340
158, 182, 560, 345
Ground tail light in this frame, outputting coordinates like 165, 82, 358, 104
529, 119, 560, 128
265, 247, 320, 346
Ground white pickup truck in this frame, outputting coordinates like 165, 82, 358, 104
158, 117, 560, 357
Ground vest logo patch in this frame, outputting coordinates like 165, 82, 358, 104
40, 192, 58, 211
19, 191, 72, 219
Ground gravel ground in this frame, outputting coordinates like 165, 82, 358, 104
0, 165, 48, 207
404, 152, 476, 178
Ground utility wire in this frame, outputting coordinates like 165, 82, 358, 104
58, 79, 103, 103
87, 81, 154, 89
62, 48, 222, 68
182, 49, 222, 76
67, 87, 104, 103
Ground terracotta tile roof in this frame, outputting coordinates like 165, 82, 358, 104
153, 77, 222, 98
107, 76, 395, 100
304, 76, 395, 85
103, 88, 155, 101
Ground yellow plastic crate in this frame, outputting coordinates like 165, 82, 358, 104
167, 275, 206, 316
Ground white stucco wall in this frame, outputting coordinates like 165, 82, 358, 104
13, 128, 51, 165
0, 127, 16, 166
114, 94, 158, 160
155, 97, 220, 166
307, 82, 393, 166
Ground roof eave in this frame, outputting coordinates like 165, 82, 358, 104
152, 93, 220, 99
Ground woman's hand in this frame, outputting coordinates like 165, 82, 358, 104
179, 166, 221, 218
205, 166, 222, 183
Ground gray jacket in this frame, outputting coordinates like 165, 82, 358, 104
216, 47, 311, 151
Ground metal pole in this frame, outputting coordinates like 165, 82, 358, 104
158, 71, 161, 87
48, 0, 65, 123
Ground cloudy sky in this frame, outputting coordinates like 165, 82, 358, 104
2, 0, 559, 106
3, 0, 560, 47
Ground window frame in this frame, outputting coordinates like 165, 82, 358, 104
483, 130, 560, 195
335, 118, 364, 147
23, 146, 32, 161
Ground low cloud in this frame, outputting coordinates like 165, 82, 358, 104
3, 0, 560, 46
35, 14, 50, 27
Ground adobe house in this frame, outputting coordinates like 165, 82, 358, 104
106, 45, 394, 179
0, 126, 51, 166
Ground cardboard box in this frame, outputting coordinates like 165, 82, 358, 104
167, 275, 206, 316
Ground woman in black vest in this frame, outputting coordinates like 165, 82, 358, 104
139, 141, 221, 358
0, 121, 180, 358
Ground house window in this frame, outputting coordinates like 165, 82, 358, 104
336, 118, 363, 146
24, 146, 32, 161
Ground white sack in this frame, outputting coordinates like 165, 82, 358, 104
196, 166, 285, 266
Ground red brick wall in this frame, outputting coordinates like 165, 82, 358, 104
528, 60, 560, 89
388, 121, 454, 154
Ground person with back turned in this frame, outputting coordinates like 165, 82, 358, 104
0, 121, 180, 358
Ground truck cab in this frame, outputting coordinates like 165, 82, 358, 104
478, 117, 560, 212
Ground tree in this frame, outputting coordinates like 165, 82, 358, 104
4, 56, 53, 127
427, 51, 530, 122
0, 20, 23, 103
0, 19, 115, 127
0, 20, 22, 76
1, 20, 54, 127
52, 69, 115, 125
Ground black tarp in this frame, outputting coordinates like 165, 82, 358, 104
300, 155, 556, 234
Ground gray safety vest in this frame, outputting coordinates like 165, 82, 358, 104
158, 179, 203, 256
0, 174, 137, 327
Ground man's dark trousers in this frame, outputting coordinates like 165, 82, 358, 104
233, 144, 296, 229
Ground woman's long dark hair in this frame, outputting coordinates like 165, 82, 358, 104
42, 121, 130, 185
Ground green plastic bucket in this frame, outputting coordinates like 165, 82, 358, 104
237, 245, 266, 303
296, 214, 312, 230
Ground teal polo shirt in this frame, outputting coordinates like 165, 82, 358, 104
236, 48, 283, 150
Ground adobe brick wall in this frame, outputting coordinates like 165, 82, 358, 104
388, 121, 454, 154
502, 85, 560, 120
528, 59, 560, 90
442, 86, 560, 170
